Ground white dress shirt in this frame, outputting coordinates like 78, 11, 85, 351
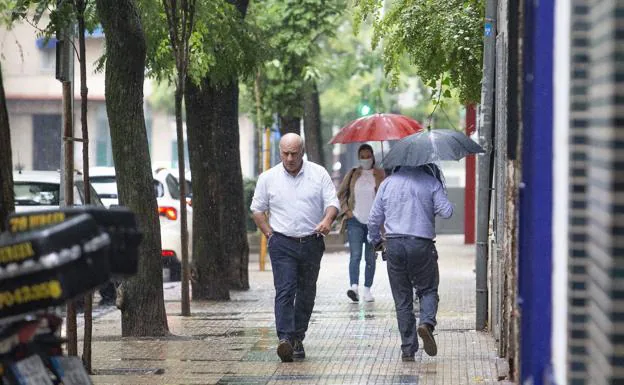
250, 160, 340, 237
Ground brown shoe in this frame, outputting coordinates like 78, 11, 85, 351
417, 324, 437, 356
277, 340, 293, 362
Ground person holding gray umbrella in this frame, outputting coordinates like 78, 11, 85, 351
367, 163, 453, 361
368, 128, 483, 361
381, 128, 484, 169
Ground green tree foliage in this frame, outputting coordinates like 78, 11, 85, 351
11, 0, 100, 40
354, 0, 484, 104
316, 20, 400, 129
315, 23, 464, 169
140, 0, 259, 88
247, 0, 344, 128
140, 0, 259, 297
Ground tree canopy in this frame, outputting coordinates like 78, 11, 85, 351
246, 0, 344, 127
355, 0, 484, 104
11, 0, 100, 40
140, 0, 260, 88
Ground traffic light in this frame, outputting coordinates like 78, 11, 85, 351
357, 102, 373, 116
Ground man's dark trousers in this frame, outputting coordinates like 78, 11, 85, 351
269, 233, 325, 343
385, 237, 439, 357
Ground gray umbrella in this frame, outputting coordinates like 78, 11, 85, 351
381, 129, 484, 168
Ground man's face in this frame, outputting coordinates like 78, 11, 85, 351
280, 141, 304, 174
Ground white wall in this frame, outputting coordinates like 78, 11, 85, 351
1, 21, 106, 100
552, 0, 571, 383
1, 20, 257, 177
238, 115, 256, 178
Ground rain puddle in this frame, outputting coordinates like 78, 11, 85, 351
93, 367, 165, 375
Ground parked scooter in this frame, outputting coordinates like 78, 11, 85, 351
0, 206, 141, 384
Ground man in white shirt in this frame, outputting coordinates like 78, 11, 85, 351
251, 133, 339, 363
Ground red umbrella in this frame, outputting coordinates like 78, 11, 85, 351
329, 113, 424, 157
329, 113, 424, 144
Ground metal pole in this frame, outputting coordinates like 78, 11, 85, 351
61, 80, 78, 355
464, 105, 477, 244
57, 20, 77, 354
476, 0, 497, 331
259, 127, 271, 271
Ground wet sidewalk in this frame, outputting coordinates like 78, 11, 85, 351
84, 235, 502, 385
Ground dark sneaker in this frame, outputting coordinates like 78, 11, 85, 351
417, 323, 437, 356
276, 340, 293, 362
347, 289, 359, 302
402, 354, 415, 362
293, 340, 305, 359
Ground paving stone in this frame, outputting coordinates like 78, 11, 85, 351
83, 235, 500, 385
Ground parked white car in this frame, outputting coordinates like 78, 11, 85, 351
89, 167, 192, 281
13, 170, 104, 210
12, 170, 116, 304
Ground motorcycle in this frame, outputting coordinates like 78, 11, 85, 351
0, 207, 141, 384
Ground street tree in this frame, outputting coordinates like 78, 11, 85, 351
0, 2, 15, 232
142, 0, 259, 298
0, 63, 13, 233
73, 0, 97, 368
247, 0, 343, 165
354, 0, 484, 104
311, 18, 464, 167
303, 81, 324, 165
95, 0, 169, 336
183, 0, 257, 296
214, 0, 257, 291
10, 0, 103, 362
161, 0, 196, 316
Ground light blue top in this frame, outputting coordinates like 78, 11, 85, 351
250, 160, 340, 237
367, 167, 453, 244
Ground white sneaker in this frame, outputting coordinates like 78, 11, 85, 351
347, 284, 359, 302
362, 286, 375, 302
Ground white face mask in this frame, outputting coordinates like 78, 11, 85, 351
359, 158, 373, 170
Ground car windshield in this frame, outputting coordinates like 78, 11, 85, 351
89, 175, 165, 199
90, 176, 117, 184
14, 181, 104, 207
14, 182, 59, 206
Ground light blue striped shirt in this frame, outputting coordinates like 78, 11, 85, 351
367, 167, 453, 244
250, 160, 340, 237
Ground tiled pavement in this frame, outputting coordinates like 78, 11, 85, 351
81, 235, 503, 384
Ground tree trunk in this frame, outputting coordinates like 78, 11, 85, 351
219, 0, 250, 290
174, 84, 191, 315
76, 0, 93, 371
215, 79, 250, 290
0, 63, 13, 232
303, 81, 324, 166
96, 0, 168, 336
279, 115, 301, 135
185, 77, 230, 300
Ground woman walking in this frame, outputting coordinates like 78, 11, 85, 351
337, 144, 385, 302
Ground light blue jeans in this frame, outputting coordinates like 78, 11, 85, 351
346, 217, 376, 287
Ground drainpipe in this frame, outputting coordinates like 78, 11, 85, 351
465, 105, 477, 245
476, 0, 497, 331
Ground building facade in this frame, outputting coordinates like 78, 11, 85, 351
1, 21, 256, 177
